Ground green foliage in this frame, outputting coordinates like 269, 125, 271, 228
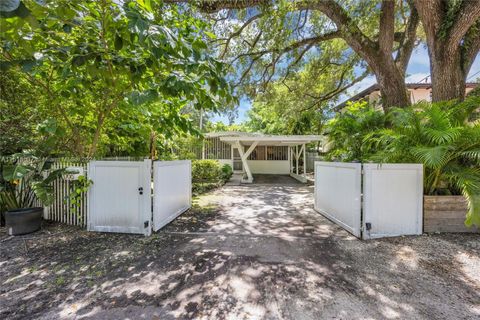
1, 0, 233, 157
160, 135, 203, 160
245, 63, 342, 135
0, 69, 42, 154
0, 154, 67, 213
192, 159, 223, 183
367, 97, 480, 227
191, 159, 231, 195
66, 175, 92, 220
220, 164, 233, 182
324, 101, 385, 162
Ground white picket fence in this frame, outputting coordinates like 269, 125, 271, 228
29, 157, 140, 227
38, 159, 89, 227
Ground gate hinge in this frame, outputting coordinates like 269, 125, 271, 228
144, 221, 149, 228
365, 222, 372, 231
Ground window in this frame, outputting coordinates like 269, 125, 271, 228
246, 146, 265, 160
267, 146, 288, 160
243, 145, 289, 160
204, 137, 232, 159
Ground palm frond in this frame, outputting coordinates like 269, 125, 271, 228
411, 145, 451, 169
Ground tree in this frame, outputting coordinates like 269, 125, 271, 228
245, 61, 340, 135
0, 70, 41, 154
1, 0, 233, 157
414, 0, 480, 102
168, 0, 419, 111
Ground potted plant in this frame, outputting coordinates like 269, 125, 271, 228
0, 154, 66, 235
367, 96, 480, 232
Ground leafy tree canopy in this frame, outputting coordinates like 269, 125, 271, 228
0, 0, 233, 157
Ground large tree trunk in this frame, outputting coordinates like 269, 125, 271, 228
414, 0, 480, 102
430, 45, 467, 102
371, 57, 410, 111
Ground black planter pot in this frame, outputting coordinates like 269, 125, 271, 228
4, 207, 43, 236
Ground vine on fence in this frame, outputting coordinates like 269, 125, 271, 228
66, 175, 92, 222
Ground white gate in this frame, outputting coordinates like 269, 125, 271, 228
314, 162, 362, 237
314, 162, 423, 239
152, 160, 191, 231
87, 160, 152, 236
362, 164, 423, 239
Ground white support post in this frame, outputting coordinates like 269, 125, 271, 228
295, 145, 299, 175
236, 141, 258, 183
303, 143, 306, 177
201, 141, 205, 160
288, 146, 292, 173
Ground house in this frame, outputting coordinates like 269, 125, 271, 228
199, 132, 322, 183
335, 82, 478, 111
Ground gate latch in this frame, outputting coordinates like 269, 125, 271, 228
365, 222, 372, 231
138, 187, 143, 195
144, 221, 149, 228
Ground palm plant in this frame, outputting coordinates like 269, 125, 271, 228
0, 154, 66, 213
366, 96, 480, 227
324, 101, 385, 162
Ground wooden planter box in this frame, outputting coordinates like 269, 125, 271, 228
424, 196, 479, 233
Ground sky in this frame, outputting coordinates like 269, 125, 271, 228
212, 45, 480, 124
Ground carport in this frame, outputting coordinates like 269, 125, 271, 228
217, 134, 322, 183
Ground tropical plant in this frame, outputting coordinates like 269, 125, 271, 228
0, 154, 67, 214
367, 97, 480, 227
324, 101, 385, 162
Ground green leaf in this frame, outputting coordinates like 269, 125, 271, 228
114, 34, 123, 50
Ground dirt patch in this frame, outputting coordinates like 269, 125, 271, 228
1, 183, 480, 319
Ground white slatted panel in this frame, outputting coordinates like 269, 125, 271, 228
314, 161, 362, 237
152, 160, 192, 231
362, 164, 423, 239
88, 160, 152, 235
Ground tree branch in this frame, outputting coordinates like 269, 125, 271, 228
447, 0, 480, 51
463, 33, 480, 72
413, 0, 442, 46
221, 13, 263, 58
302, 70, 370, 112
379, 0, 395, 53
395, 0, 419, 72
234, 31, 341, 60
164, 0, 270, 12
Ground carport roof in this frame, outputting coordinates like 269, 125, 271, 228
206, 131, 322, 146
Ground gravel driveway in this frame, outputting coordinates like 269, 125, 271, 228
1, 178, 479, 319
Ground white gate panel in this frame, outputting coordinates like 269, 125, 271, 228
314, 161, 362, 237
362, 164, 423, 239
153, 160, 191, 231
88, 160, 152, 236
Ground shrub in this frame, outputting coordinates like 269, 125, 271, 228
221, 164, 233, 182
191, 160, 233, 196
192, 160, 222, 183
